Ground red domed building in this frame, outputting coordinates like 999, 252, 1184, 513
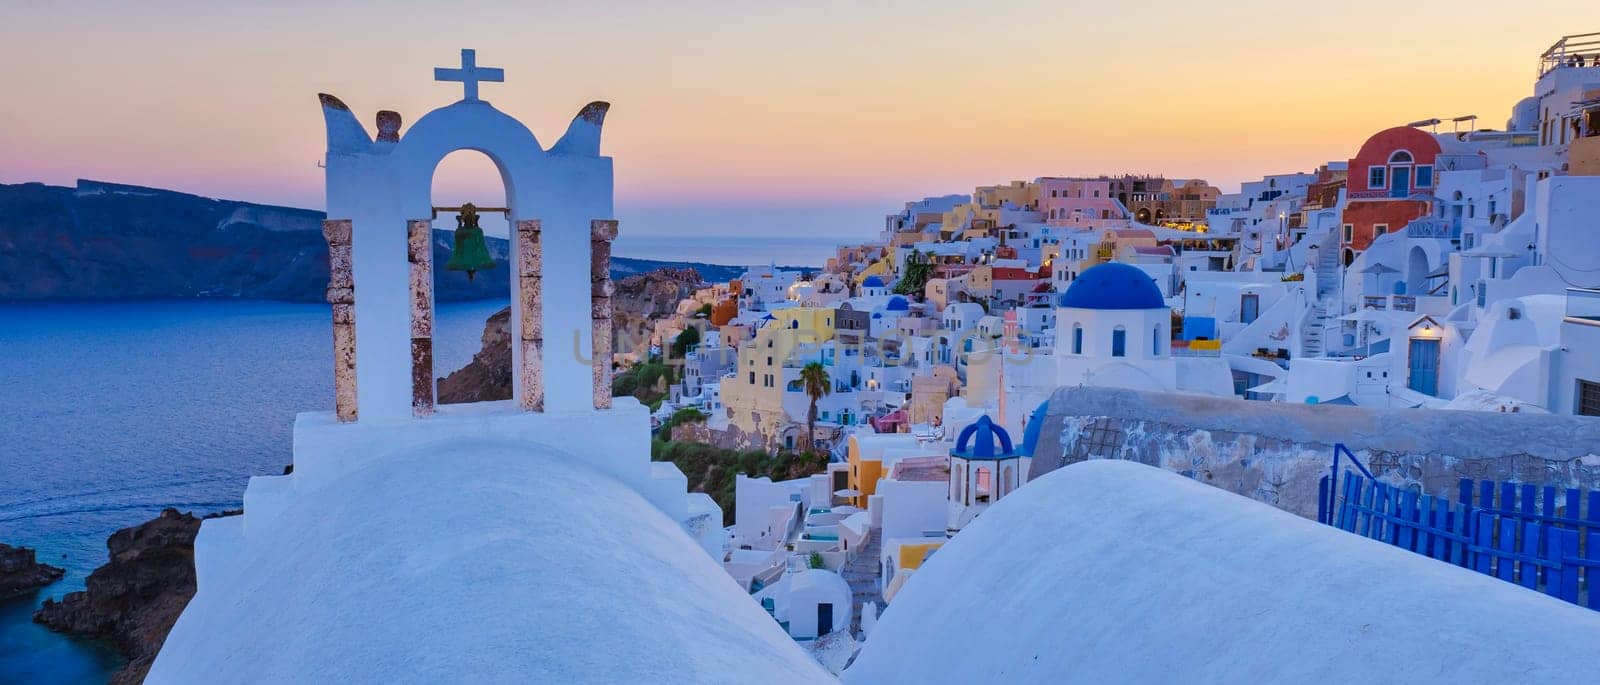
1340, 126, 1442, 262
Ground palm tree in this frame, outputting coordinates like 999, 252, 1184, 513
800, 361, 831, 455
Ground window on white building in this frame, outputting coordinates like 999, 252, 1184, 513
1112, 327, 1126, 357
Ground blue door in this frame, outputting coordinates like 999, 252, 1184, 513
1389, 166, 1411, 198
1240, 294, 1259, 324
816, 603, 833, 636
1407, 338, 1439, 395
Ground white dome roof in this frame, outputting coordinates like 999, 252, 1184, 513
789, 568, 850, 597
847, 460, 1600, 682
150, 442, 828, 684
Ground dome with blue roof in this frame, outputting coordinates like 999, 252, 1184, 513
886, 295, 910, 311
951, 415, 1020, 460
1058, 262, 1165, 310
1019, 400, 1049, 458
862, 275, 887, 288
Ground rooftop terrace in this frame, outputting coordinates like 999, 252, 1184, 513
1539, 32, 1600, 78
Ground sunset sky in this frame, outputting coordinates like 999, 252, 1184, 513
1, 1, 1588, 239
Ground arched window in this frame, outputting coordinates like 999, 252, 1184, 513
1153, 325, 1163, 356
1112, 326, 1127, 357
974, 466, 992, 502
1389, 150, 1414, 164
1072, 324, 1084, 355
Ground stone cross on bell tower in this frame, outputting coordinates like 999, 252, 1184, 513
433, 49, 504, 102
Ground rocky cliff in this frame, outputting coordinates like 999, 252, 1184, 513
0, 180, 742, 301
437, 267, 705, 404
0, 544, 65, 599
34, 508, 208, 685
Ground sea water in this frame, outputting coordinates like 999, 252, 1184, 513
0, 299, 508, 683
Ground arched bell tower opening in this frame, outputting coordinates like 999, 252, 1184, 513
419, 149, 516, 409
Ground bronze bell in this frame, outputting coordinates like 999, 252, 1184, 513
444, 203, 496, 280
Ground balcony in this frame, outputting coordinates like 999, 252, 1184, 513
1405, 218, 1456, 240
1565, 288, 1600, 326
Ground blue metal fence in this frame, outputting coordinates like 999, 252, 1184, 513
1320, 468, 1600, 610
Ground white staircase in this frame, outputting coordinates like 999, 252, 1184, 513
1300, 230, 1342, 359
1301, 298, 1329, 358
1314, 229, 1340, 300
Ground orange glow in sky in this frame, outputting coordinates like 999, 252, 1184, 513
1, 1, 1589, 237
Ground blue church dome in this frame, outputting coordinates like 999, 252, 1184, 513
886, 295, 909, 311
862, 275, 887, 288
1057, 262, 1165, 310
951, 415, 1019, 460
1019, 400, 1049, 457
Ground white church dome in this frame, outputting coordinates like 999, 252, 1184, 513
148, 442, 829, 684
847, 460, 1600, 682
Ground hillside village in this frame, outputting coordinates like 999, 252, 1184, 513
615, 32, 1600, 658
133, 39, 1600, 682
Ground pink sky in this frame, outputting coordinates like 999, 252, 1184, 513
1, 1, 1586, 237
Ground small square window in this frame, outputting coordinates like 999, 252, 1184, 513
1369, 166, 1387, 189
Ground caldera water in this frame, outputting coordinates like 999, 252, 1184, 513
0, 299, 508, 683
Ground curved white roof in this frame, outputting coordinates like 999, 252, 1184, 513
848, 460, 1600, 682
788, 568, 850, 598
150, 443, 828, 684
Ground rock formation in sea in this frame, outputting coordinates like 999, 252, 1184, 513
33, 508, 206, 685
437, 267, 705, 403
0, 543, 65, 599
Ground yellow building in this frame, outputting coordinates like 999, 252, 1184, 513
897, 541, 944, 572
845, 435, 887, 509
854, 256, 896, 287
770, 307, 836, 345
973, 180, 1036, 210
719, 311, 838, 450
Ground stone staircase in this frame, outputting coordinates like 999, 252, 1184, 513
840, 528, 884, 637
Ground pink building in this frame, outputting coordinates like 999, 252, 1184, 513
1036, 178, 1126, 228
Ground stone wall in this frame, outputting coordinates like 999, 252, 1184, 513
1029, 387, 1600, 519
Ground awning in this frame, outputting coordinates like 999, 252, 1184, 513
1362, 263, 1400, 274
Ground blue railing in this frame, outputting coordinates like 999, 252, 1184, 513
1320, 468, 1600, 610
1317, 443, 1372, 525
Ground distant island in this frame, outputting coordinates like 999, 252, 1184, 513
0, 180, 754, 301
